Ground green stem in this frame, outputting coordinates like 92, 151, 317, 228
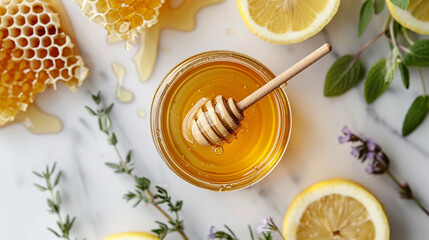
47, 178, 70, 240
105, 122, 189, 239
412, 198, 429, 216
277, 230, 286, 240
389, 19, 399, 52
418, 68, 427, 96
385, 170, 402, 186
113, 144, 131, 173
93, 98, 189, 240
354, 31, 385, 60
403, 29, 414, 45
385, 170, 429, 216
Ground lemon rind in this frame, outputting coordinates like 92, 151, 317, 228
386, 0, 429, 35
106, 231, 159, 240
236, 0, 340, 44
282, 178, 389, 240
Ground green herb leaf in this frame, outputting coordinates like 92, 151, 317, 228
404, 40, 429, 67
399, 61, 410, 89
56, 191, 62, 205
358, 0, 373, 37
373, 0, 385, 14
393, 20, 405, 37
324, 55, 365, 96
390, 0, 409, 10
92, 91, 101, 104
54, 171, 62, 186
33, 171, 44, 178
47, 228, 61, 237
85, 106, 97, 116
105, 103, 114, 115
34, 183, 47, 191
108, 133, 117, 145
402, 96, 429, 136
364, 58, 392, 104
126, 150, 132, 163
385, 48, 400, 84
248, 225, 255, 240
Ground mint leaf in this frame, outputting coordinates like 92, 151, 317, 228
385, 48, 400, 84
399, 61, 410, 89
402, 96, 429, 136
374, 0, 385, 14
358, 0, 373, 37
324, 55, 365, 96
404, 40, 429, 67
364, 59, 392, 104
390, 0, 409, 10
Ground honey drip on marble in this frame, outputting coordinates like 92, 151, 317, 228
112, 62, 134, 103
133, 0, 224, 82
137, 108, 146, 118
0, 105, 62, 134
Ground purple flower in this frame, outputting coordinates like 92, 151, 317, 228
208, 226, 216, 239
365, 163, 375, 174
366, 151, 375, 160
351, 146, 360, 157
256, 216, 276, 234
339, 126, 352, 143
367, 138, 376, 151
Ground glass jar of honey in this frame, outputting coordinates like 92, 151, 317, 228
151, 51, 292, 191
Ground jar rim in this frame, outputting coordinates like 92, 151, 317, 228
150, 50, 292, 191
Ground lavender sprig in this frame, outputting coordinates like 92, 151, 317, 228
33, 163, 83, 240
86, 92, 188, 240
209, 216, 283, 240
339, 126, 429, 216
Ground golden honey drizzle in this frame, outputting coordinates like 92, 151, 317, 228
112, 62, 134, 103
133, 0, 224, 82
0, 104, 62, 134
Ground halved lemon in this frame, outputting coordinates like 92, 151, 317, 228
283, 179, 389, 240
236, 0, 340, 44
106, 232, 159, 240
387, 0, 429, 35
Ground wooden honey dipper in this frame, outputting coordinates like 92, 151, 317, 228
191, 43, 332, 147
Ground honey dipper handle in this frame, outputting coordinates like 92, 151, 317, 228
237, 43, 332, 111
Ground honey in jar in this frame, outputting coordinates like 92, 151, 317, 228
151, 51, 291, 191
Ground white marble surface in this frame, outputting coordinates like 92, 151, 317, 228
1, 0, 429, 239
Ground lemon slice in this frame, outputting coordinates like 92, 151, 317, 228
106, 232, 159, 240
236, 0, 340, 44
387, 0, 429, 35
283, 179, 389, 240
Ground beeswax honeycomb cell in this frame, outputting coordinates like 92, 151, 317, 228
73, 0, 163, 49
0, 0, 89, 125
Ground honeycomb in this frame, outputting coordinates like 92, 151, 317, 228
73, 0, 164, 49
0, 0, 89, 125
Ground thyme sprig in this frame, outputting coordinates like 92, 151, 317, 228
209, 217, 284, 240
33, 162, 83, 240
86, 92, 188, 240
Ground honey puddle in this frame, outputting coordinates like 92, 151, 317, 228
0, 105, 62, 134
112, 62, 134, 103
137, 108, 146, 118
133, 0, 224, 82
